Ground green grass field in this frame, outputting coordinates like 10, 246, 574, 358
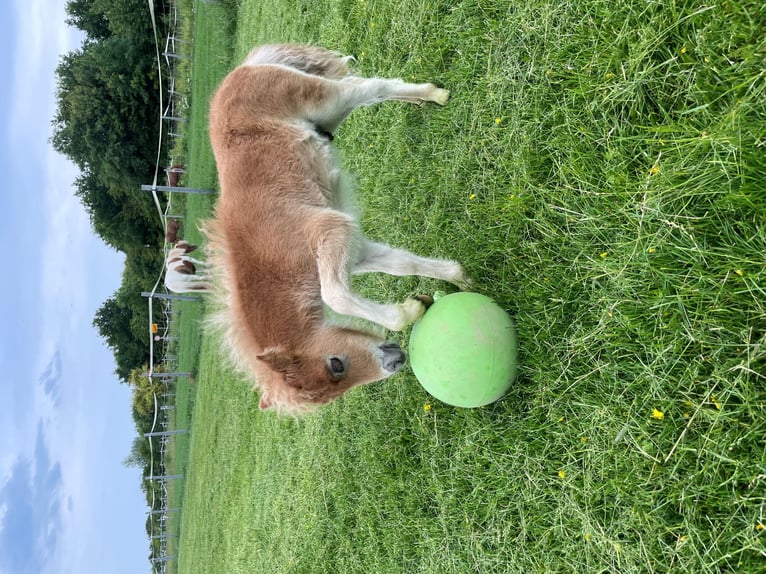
173, 0, 765, 571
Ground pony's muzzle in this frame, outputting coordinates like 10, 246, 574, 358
379, 342, 406, 373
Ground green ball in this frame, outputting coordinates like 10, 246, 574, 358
409, 292, 518, 408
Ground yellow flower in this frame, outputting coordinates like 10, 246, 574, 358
584, 532, 592, 542
680, 46, 687, 54
649, 164, 660, 175
469, 193, 477, 200
495, 117, 502, 124
711, 396, 722, 410
647, 247, 657, 254
756, 523, 765, 531
581, 437, 588, 443
558, 470, 566, 479
423, 403, 432, 412
652, 408, 665, 420
600, 252, 608, 259
735, 269, 745, 277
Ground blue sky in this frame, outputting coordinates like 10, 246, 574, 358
1, 1, 150, 572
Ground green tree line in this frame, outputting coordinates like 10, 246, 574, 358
53, 0, 171, 384
52, 0, 177, 527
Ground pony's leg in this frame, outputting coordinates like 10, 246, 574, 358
222, 64, 448, 135
353, 240, 468, 287
311, 212, 429, 331
307, 76, 449, 134
182, 255, 207, 266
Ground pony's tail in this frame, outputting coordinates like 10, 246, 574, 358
242, 44, 354, 80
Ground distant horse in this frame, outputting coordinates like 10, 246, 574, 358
166, 163, 186, 187
164, 241, 211, 293
165, 219, 180, 243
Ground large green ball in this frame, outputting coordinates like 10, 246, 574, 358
409, 292, 518, 408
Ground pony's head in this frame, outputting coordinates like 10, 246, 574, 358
255, 326, 406, 412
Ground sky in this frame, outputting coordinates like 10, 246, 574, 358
0, 1, 152, 572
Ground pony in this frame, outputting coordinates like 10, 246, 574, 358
164, 241, 211, 293
166, 163, 186, 187
204, 44, 466, 413
165, 218, 180, 243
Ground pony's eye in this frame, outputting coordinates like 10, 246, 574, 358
327, 356, 346, 378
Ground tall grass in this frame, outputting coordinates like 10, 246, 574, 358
176, 0, 765, 571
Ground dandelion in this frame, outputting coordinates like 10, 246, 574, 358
680, 46, 687, 54
648, 247, 657, 254
469, 193, 477, 200
600, 252, 608, 259
495, 117, 502, 124
558, 470, 566, 479
423, 403, 432, 412
649, 163, 660, 175
652, 408, 665, 420
756, 523, 765, 531
585, 533, 592, 542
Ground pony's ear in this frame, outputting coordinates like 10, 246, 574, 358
257, 347, 297, 374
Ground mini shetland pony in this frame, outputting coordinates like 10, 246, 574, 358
205, 44, 466, 413
165, 218, 180, 243
166, 164, 185, 187
164, 240, 212, 293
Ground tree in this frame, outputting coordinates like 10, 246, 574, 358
123, 436, 152, 469
51, 35, 161, 183
65, 0, 111, 41
128, 366, 165, 417
93, 296, 149, 381
75, 169, 164, 251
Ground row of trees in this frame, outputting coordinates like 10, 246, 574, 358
53, 0, 171, 382
53, 0, 179, 545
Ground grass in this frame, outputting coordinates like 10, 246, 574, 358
173, 0, 765, 571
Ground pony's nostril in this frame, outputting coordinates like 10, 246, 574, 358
380, 343, 406, 373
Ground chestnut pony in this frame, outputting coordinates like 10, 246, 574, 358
205, 44, 466, 413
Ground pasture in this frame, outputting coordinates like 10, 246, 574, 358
173, 0, 765, 572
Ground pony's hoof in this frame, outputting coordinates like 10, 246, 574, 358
413, 294, 435, 309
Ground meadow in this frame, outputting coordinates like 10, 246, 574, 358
172, 0, 764, 571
